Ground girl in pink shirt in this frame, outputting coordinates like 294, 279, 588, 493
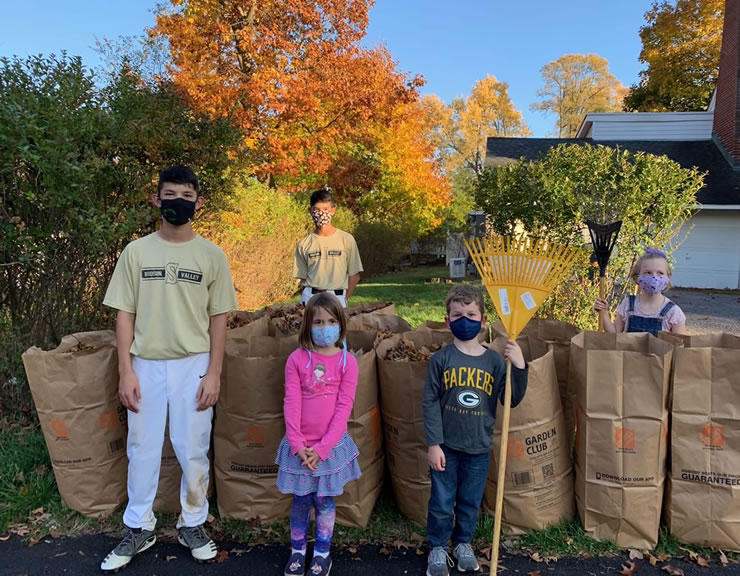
276, 292, 360, 576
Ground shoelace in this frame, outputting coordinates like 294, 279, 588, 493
117, 529, 137, 553
182, 526, 207, 546
430, 548, 454, 567
455, 544, 475, 559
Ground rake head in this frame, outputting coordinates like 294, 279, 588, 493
464, 235, 580, 338
585, 219, 622, 277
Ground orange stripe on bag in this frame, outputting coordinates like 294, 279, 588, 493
507, 438, 525, 459
49, 419, 68, 438
246, 425, 265, 446
701, 424, 724, 448
98, 410, 117, 429
615, 427, 635, 450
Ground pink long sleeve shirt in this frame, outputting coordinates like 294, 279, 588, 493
283, 347, 358, 461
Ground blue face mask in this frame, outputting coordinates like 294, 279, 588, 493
311, 325, 341, 348
448, 316, 482, 341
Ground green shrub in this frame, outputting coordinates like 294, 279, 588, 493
199, 180, 310, 309
0, 54, 241, 415
476, 144, 703, 330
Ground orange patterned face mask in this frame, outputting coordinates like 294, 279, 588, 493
310, 208, 332, 228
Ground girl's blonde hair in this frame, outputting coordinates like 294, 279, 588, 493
298, 292, 347, 350
630, 248, 672, 281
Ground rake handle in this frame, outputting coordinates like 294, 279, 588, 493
598, 276, 606, 332
491, 358, 512, 575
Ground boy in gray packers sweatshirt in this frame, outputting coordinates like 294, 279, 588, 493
423, 285, 528, 576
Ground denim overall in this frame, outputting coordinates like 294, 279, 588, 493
625, 295, 675, 337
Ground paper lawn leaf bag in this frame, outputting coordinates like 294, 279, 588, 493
376, 331, 453, 525
571, 331, 672, 549
335, 347, 384, 528
494, 318, 580, 441
215, 317, 298, 522
665, 333, 740, 551
483, 335, 575, 533
22, 331, 127, 516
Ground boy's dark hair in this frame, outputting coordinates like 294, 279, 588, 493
309, 186, 334, 207
299, 292, 347, 350
445, 284, 485, 316
157, 165, 199, 195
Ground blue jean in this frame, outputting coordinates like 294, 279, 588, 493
426, 445, 490, 548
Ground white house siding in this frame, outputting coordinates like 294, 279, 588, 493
671, 210, 740, 289
578, 112, 713, 141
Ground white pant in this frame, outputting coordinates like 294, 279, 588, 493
300, 286, 347, 307
124, 353, 212, 531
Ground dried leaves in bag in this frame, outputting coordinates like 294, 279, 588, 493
384, 337, 442, 362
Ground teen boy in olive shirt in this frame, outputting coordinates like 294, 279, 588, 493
293, 187, 362, 307
423, 285, 528, 576
101, 165, 237, 572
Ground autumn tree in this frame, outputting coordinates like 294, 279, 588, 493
532, 53, 627, 138
423, 75, 530, 178
624, 0, 723, 112
152, 0, 423, 189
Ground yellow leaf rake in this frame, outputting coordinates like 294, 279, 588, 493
464, 234, 579, 575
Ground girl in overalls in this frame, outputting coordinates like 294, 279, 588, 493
594, 248, 687, 336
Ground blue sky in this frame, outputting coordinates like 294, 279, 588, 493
0, 1, 653, 137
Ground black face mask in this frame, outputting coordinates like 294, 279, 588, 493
160, 198, 196, 226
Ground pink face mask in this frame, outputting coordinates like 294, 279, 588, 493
636, 274, 669, 295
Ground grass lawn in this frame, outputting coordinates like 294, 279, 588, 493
349, 265, 462, 327
0, 265, 729, 564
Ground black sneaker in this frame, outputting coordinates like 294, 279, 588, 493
177, 524, 218, 562
308, 554, 332, 576
284, 551, 306, 575
100, 527, 156, 572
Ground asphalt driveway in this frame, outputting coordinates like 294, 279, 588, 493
666, 288, 740, 335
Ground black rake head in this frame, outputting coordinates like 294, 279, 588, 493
585, 219, 622, 277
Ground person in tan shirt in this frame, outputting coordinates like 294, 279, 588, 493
293, 187, 363, 307
100, 165, 237, 573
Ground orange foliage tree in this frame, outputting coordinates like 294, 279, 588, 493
153, 0, 436, 193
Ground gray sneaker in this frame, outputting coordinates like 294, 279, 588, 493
100, 527, 156, 572
453, 542, 480, 572
177, 524, 218, 562
426, 546, 453, 576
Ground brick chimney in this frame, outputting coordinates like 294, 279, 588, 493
713, 0, 740, 164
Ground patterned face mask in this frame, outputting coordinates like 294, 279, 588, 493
310, 208, 333, 228
636, 274, 669, 295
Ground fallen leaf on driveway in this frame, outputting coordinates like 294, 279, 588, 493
662, 565, 685, 576
527, 571, 541, 576
629, 549, 644, 560
165, 555, 176, 562
696, 556, 710, 567
719, 550, 729, 567
530, 552, 542, 563
619, 560, 638, 575
378, 547, 390, 556
214, 550, 229, 563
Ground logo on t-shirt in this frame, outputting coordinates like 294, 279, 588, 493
328, 250, 343, 256
140, 263, 203, 285
457, 390, 481, 408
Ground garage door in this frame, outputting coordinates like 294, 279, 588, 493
671, 211, 740, 289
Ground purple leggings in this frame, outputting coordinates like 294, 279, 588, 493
290, 493, 336, 553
